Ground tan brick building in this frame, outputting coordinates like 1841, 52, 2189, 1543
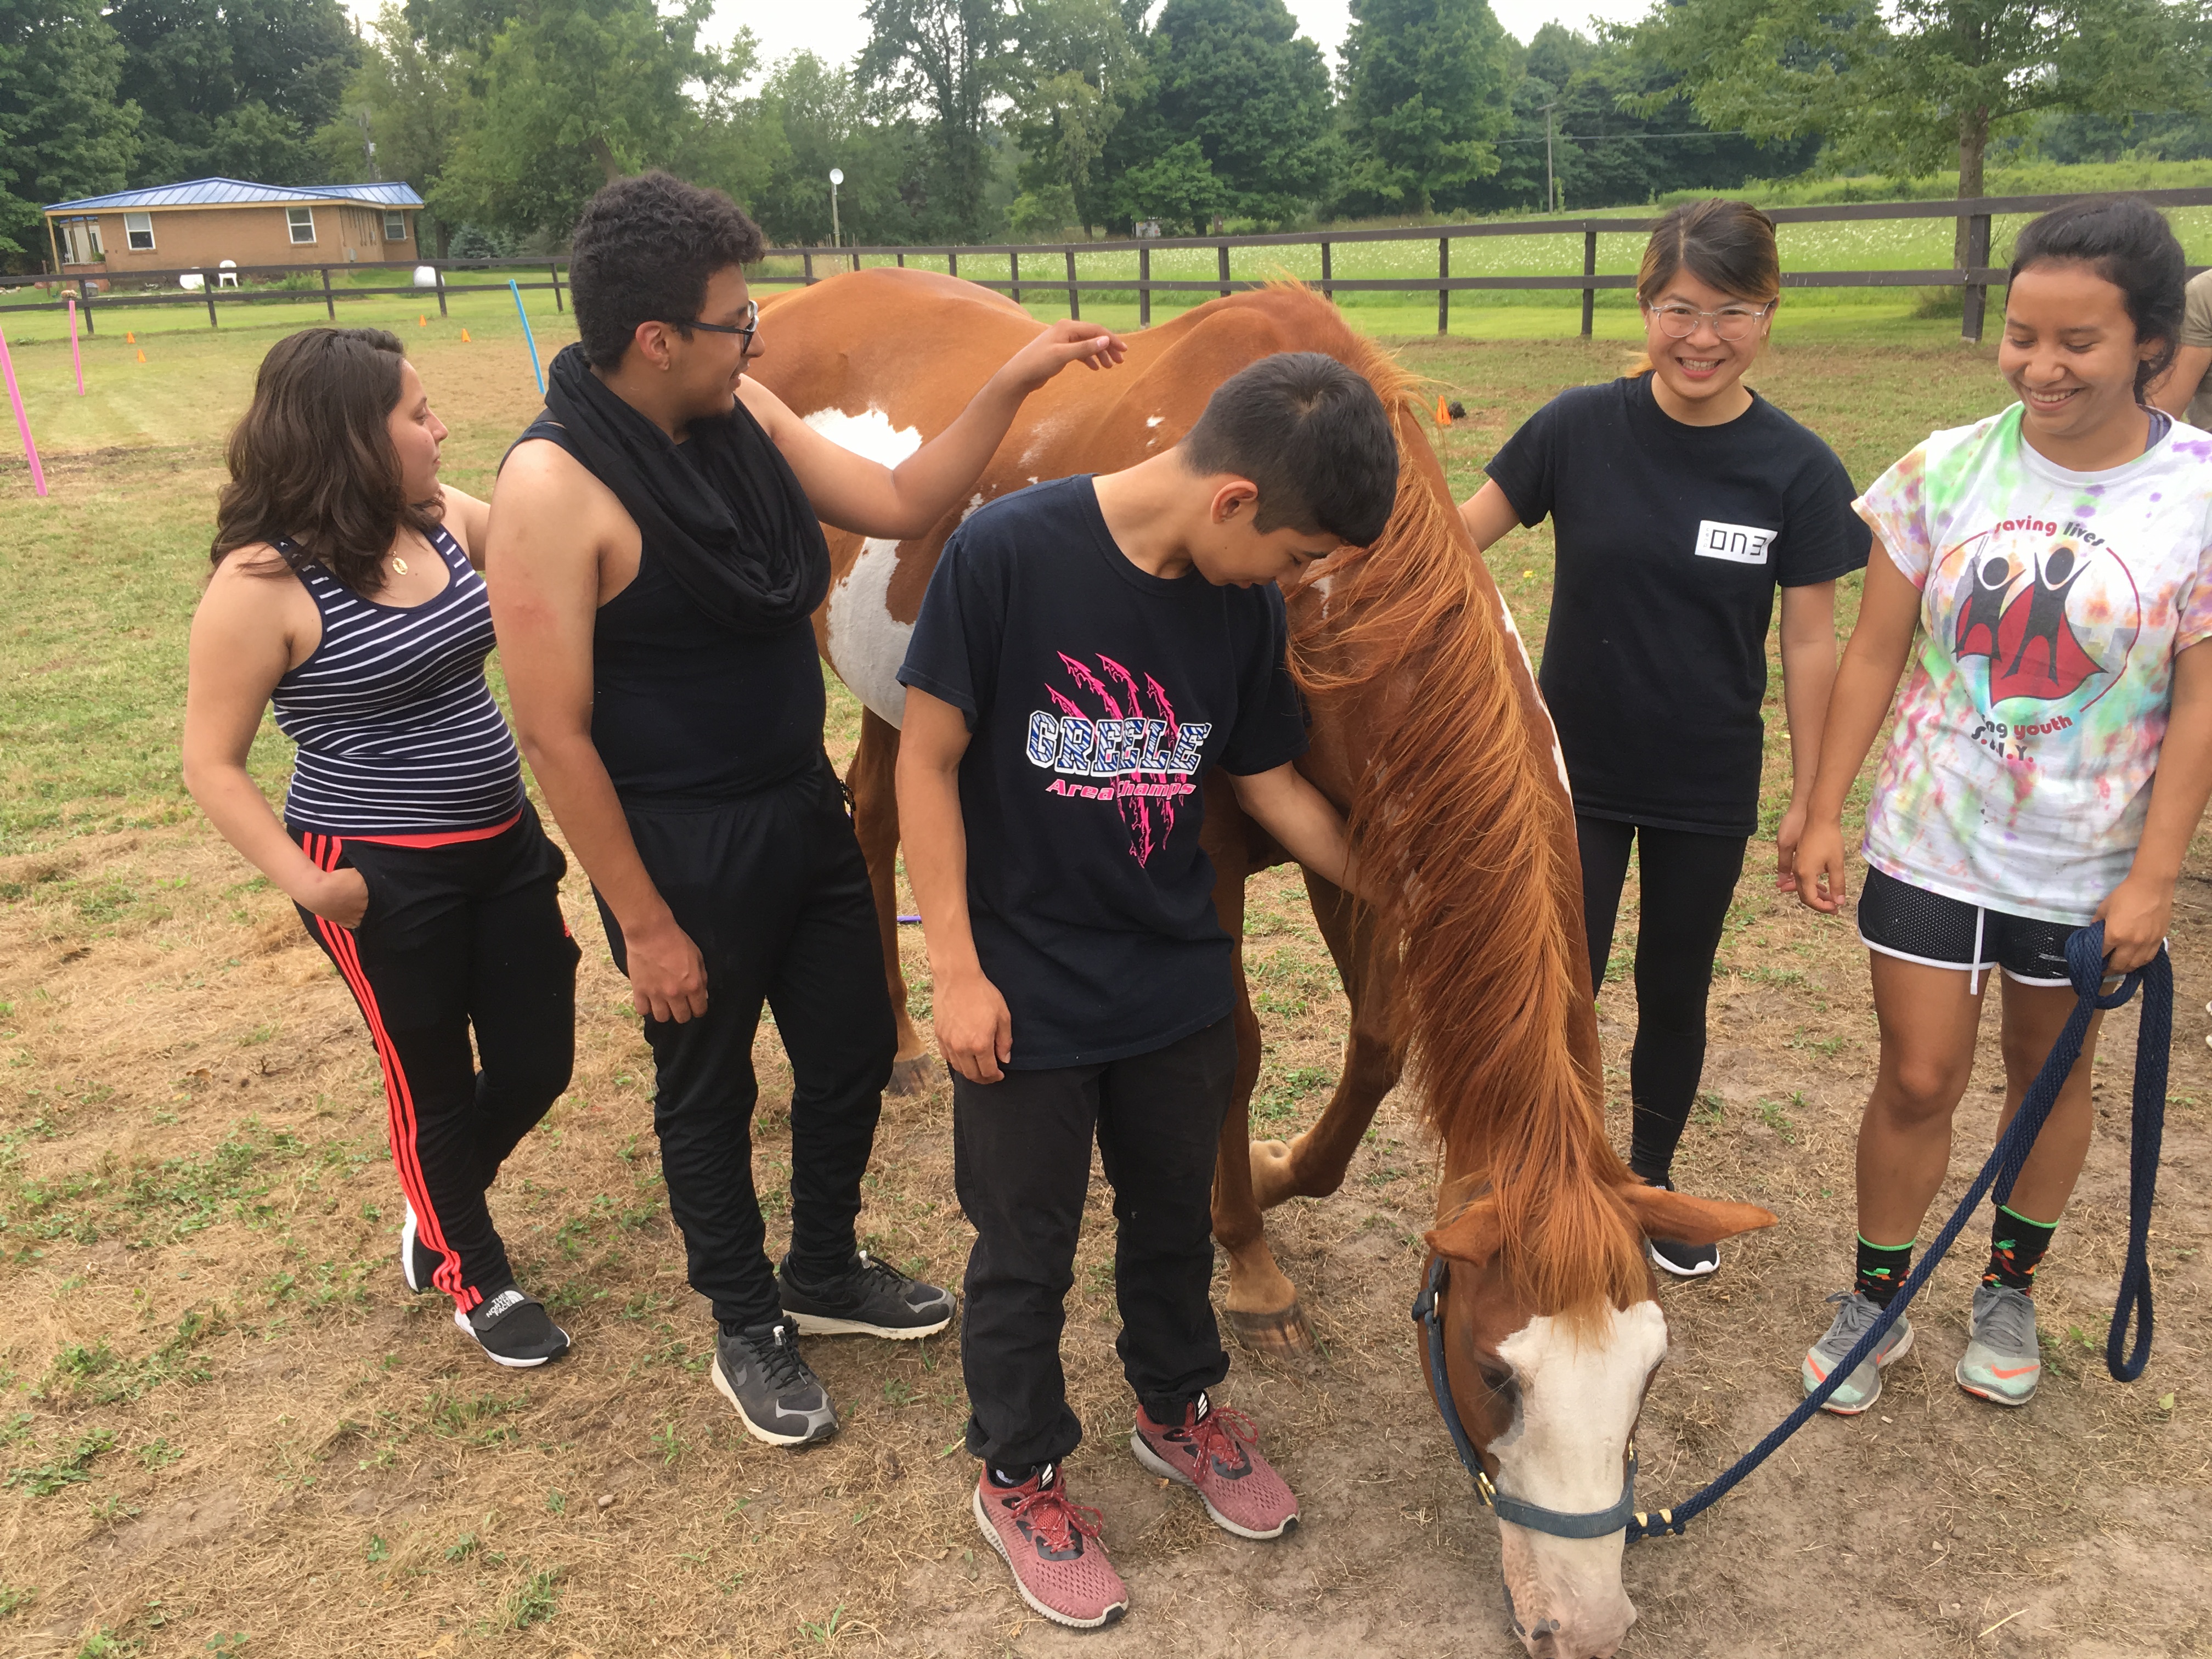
42, 177, 427, 279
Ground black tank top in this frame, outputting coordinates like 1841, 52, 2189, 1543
513, 415, 825, 805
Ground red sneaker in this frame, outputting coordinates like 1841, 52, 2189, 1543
1131, 1396, 1299, 1540
971, 1465, 1129, 1629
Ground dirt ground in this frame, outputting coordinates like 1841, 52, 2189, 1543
3, 325, 2210, 1658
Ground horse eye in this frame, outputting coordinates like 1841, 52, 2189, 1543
1477, 1363, 1516, 1395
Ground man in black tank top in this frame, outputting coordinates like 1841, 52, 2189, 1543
486, 173, 1127, 1448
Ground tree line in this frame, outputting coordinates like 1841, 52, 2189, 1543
2, 0, 2208, 269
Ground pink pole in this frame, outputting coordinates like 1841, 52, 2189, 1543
0, 320, 49, 498
66, 296, 84, 394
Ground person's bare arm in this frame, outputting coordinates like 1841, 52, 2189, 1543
1457, 478, 1526, 551
743, 320, 1126, 540
1793, 540, 1922, 915
1227, 763, 1370, 906
486, 444, 707, 1023
2098, 640, 2212, 970
1774, 579, 1842, 895
2149, 343, 2212, 420
439, 483, 491, 566
896, 687, 1012, 1084
182, 556, 367, 926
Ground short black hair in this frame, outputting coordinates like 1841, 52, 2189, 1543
567, 171, 765, 369
1180, 352, 1398, 546
2009, 196, 2186, 399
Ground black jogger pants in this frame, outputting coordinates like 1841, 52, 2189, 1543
954, 1016, 1237, 1472
297, 807, 579, 1313
596, 759, 895, 1331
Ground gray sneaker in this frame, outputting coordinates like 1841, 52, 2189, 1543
1801, 1290, 1914, 1415
1956, 1283, 2041, 1407
713, 1316, 839, 1448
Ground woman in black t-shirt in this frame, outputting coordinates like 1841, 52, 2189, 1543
1457, 199, 1871, 1276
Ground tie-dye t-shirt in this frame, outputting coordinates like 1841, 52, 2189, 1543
1855, 404, 2212, 926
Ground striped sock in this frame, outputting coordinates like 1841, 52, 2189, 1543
1855, 1235, 1914, 1308
1983, 1203, 2058, 1292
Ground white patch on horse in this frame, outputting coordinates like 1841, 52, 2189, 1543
1146, 415, 1164, 427
1496, 595, 1569, 797
804, 407, 925, 730
962, 492, 986, 521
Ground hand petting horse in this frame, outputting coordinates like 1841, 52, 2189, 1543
749, 266, 1774, 1658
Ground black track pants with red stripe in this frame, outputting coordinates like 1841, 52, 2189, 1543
295, 808, 580, 1312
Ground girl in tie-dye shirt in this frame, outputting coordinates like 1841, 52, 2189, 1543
1791, 199, 2212, 1419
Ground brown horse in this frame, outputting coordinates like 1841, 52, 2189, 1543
749, 267, 1773, 1657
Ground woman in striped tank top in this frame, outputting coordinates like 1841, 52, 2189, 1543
183, 327, 578, 1368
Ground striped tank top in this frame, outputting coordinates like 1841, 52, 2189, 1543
271, 524, 525, 836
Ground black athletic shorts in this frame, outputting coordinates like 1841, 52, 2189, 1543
1856, 866, 2078, 989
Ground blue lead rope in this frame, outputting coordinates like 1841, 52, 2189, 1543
1618, 922, 2169, 1541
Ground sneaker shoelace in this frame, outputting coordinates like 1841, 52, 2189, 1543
854, 1250, 919, 1296
1822, 1289, 1884, 1345
1182, 1406, 1259, 1477
1009, 1481, 1105, 1554
1977, 1287, 2038, 1356
740, 1321, 817, 1392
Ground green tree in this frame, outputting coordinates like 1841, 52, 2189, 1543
1113, 0, 1334, 227
1007, 0, 1143, 235
0, 0, 140, 265
1634, 0, 2212, 261
1108, 136, 1222, 232
858, 0, 1015, 241
110, 0, 359, 184
747, 51, 936, 246
1335, 0, 1510, 217
310, 5, 474, 252
431, 0, 736, 241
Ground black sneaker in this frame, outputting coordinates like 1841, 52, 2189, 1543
399, 1203, 441, 1295
713, 1316, 839, 1447
454, 1287, 571, 1368
778, 1250, 955, 1339
1640, 1176, 1720, 1279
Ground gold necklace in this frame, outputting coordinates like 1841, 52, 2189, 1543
391, 542, 411, 577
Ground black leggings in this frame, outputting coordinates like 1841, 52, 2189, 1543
296, 808, 579, 1312
1576, 815, 1747, 1184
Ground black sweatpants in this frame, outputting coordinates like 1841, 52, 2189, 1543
954, 1017, 1236, 1472
596, 760, 895, 1331
296, 807, 579, 1313
1576, 815, 1748, 1184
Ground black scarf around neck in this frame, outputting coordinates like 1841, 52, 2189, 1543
544, 342, 830, 635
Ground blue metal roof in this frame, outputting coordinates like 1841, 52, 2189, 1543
44, 177, 425, 213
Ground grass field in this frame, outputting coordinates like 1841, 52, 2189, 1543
3, 302, 2211, 1657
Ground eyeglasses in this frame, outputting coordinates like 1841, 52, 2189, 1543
1647, 301, 1771, 341
664, 300, 759, 349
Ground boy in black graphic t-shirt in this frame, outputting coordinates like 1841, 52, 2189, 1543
896, 353, 1398, 1630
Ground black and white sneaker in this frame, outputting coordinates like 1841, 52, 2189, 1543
1640, 1177, 1720, 1279
399, 1203, 441, 1294
713, 1317, 839, 1447
454, 1288, 571, 1368
777, 1250, 955, 1339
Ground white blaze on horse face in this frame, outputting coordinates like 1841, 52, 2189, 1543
1490, 1300, 1666, 1658
1495, 595, 1570, 798
804, 408, 924, 729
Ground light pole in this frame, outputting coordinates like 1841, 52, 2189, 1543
1541, 101, 1558, 216
829, 168, 843, 253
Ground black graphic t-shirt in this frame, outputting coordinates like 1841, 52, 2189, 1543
1486, 375, 1871, 835
898, 476, 1308, 1068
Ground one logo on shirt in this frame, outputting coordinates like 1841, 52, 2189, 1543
1937, 517, 2139, 721
1692, 520, 1776, 565
1025, 653, 1211, 866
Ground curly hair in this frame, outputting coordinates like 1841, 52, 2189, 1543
2009, 196, 2186, 400
568, 171, 766, 368
212, 328, 438, 596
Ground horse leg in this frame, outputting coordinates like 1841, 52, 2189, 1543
1204, 790, 1316, 1357
847, 707, 938, 1096
1250, 868, 1404, 1209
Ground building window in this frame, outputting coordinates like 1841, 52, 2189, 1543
287, 206, 315, 244
383, 211, 408, 241
124, 212, 155, 251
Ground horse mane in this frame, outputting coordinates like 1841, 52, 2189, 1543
1261, 287, 1645, 1323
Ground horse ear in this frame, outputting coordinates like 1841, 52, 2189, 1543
1615, 1181, 1777, 1247
1425, 1197, 1502, 1266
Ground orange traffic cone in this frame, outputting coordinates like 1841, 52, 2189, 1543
419, 314, 428, 327
1435, 394, 1453, 428
461, 328, 472, 342
126, 331, 136, 344
136, 349, 146, 363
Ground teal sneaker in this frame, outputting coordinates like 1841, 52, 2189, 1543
1955, 1283, 2041, 1407
1802, 1290, 1914, 1415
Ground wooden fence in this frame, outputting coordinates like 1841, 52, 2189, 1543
0, 259, 566, 334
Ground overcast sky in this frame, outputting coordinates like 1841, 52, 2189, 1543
714, 0, 1657, 88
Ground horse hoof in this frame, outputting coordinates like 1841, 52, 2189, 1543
1227, 1301, 1315, 1357
887, 1054, 941, 1097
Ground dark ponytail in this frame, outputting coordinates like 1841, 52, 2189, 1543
2008, 197, 2185, 400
